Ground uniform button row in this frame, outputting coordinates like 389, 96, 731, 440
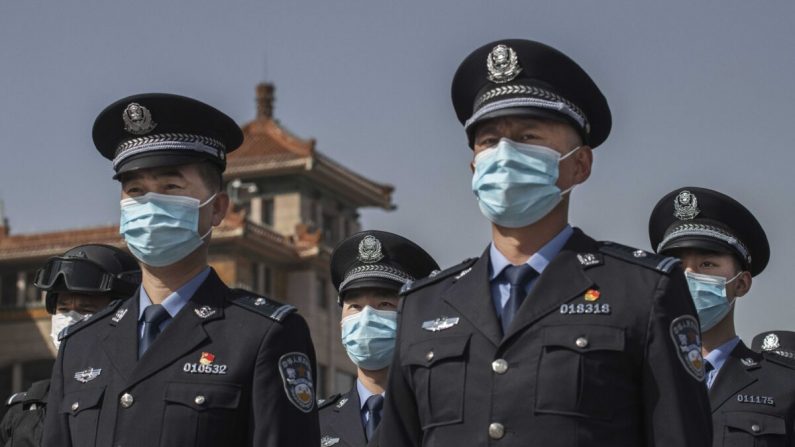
751, 424, 761, 433
575, 336, 589, 348
120, 393, 134, 408
488, 422, 505, 439
491, 359, 508, 374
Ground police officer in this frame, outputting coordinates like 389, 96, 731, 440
319, 231, 438, 447
43, 94, 320, 446
1, 244, 140, 447
649, 186, 795, 446
378, 39, 712, 446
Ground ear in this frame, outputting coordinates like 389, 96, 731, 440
573, 145, 593, 184
469, 159, 476, 173
733, 271, 752, 298
211, 192, 230, 226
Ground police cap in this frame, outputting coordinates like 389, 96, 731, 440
93, 93, 243, 179
451, 39, 611, 148
330, 230, 439, 304
34, 244, 141, 314
648, 187, 769, 276
752, 330, 795, 360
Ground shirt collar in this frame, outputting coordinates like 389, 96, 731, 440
704, 336, 741, 373
489, 224, 573, 280
139, 267, 212, 320
356, 379, 385, 411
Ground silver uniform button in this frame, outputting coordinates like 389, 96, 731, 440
492, 359, 508, 374
194, 395, 206, 406
575, 337, 589, 348
488, 422, 505, 440
120, 393, 134, 408
71, 402, 79, 412
426, 351, 434, 361
751, 424, 761, 433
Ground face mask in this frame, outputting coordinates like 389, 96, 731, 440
50, 311, 90, 350
120, 192, 216, 267
685, 271, 742, 332
340, 306, 398, 371
471, 138, 580, 228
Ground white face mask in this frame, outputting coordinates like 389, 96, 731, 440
50, 311, 90, 351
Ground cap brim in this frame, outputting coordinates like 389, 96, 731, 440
113, 153, 221, 180
659, 237, 737, 259
339, 278, 403, 297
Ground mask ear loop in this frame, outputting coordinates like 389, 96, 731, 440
558, 146, 582, 196
198, 193, 219, 241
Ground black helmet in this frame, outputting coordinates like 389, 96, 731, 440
34, 244, 141, 314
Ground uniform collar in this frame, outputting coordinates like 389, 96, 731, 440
704, 335, 741, 374
138, 267, 212, 320
489, 224, 573, 280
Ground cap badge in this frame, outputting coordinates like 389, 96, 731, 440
122, 102, 157, 135
486, 44, 522, 84
357, 235, 384, 264
673, 190, 700, 220
762, 333, 780, 351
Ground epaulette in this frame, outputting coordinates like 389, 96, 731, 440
400, 257, 479, 296
598, 241, 679, 274
6, 392, 26, 406
59, 299, 123, 341
230, 289, 296, 322
317, 393, 341, 410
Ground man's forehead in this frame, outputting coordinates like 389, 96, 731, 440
342, 288, 400, 303
118, 165, 191, 183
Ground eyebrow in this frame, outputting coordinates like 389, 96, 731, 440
121, 168, 186, 183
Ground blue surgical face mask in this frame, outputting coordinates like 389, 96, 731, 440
120, 192, 216, 267
340, 306, 398, 371
471, 138, 580, 228
685, 271, 742, 332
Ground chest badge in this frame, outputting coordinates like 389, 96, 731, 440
321, 435, 341, 446
194, 306, 216, 319
74, 368, 102, 383
112, 308, 128, 323
183, 352, 228, 375
422, 317, 460, 332
737, 394, 775, 406
584, 289, 600, 301
669, 315, 705, 381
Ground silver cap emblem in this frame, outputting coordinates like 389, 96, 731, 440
486, 45, 522, 84
357, 235, 384, 264
122, 102, 157, 135
673, 190, 700, 220
762, 333, 780, 351
74, 368, 102, 383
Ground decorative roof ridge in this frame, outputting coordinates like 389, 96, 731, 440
238, 118, 315, 158
313, 151, 394, 196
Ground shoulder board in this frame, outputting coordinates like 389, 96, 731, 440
229, 289, 296, 322
59, 299, 124, 341
400, 257, 479, 296
598, 241, 679, 274
6, 392, 26, 406
762, 351, 795, 370
317, 393, 341, 410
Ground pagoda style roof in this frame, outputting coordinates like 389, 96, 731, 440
226, 83, 394, 210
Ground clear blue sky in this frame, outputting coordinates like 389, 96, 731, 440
1, 1, 793, 338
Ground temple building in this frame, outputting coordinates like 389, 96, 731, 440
0, 83, 394, 406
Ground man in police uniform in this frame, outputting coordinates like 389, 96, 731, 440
378, 39, 712, 446
649, 187, 795, 446
319, 230, 438, 447
1, 244, 140, 447
43, 94, 320, 446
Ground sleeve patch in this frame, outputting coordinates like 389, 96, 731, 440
278, 352, 315, 413
669, 315, 706, 381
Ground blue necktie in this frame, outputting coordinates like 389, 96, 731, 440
500, 264, 538, 333
364, 394, 384, 441
705, 360, 716, 388
139, 304, 169, 358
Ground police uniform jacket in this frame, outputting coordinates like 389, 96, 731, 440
0, 379, 49, 447
42, 269, 320, 447
319, 385, 380, 447
709, 341, 795, 446
379, 228, 713, 446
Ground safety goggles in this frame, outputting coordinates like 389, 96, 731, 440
34, 257, 140, 294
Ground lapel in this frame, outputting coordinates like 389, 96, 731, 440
126, 270, 226, 388
100, 292, 140, 381
334, 385, 367, 446
502, 229, 597, 343
442, 248, 503, 347
709, 341, 761, 411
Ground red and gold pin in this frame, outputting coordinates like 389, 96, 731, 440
199, 352, 216, 365
584, 289, 600, 302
